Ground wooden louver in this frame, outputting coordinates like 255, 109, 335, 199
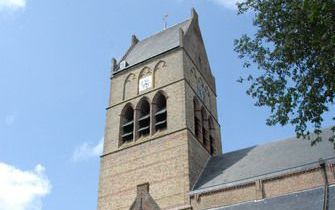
138, 100, 150, 137
154, 94, 167, 131
122, 106, 134, 142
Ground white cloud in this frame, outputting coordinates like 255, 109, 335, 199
210, 0, 242, 10
0, 0, 26, 10
72, 138, 104, 162
5, 114, 16, 126
0, 163, 51, 210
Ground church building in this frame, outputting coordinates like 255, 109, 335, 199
97, 9, 335, 210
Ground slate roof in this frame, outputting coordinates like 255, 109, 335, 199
113, 19, 191, 74
214, 185, 335, 210
192, 127, 335, 194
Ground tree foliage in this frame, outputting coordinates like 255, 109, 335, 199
234, 0, 335, 146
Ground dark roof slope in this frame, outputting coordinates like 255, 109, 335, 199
215, 186, 335, 210
192, 127, 335, 194
113, 19, 191, 74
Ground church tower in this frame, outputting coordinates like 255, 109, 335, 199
97, 9, 221, 210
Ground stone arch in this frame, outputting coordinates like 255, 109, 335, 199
138, 67, 153, 93
153, 60, 166, 88
139, 67, 152, 77
123, 73, 136, 100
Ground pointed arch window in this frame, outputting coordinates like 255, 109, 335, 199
201, 108, 209, 147
209, 137, 215, 155
137, 98, 150, 137
208, 117, 215, 155
194, 98, 201, 139
153, 92, 167, 132
121, 104, 134, 143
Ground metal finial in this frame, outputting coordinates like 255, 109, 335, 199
163, 13, 169, 30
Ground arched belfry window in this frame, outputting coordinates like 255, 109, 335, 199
193, 98, 201, 139
153, 92, 167, 132
201, 108, 209, 147
136, 98, 150, 137
120, 104, 134, 143
208, 117, 215, 155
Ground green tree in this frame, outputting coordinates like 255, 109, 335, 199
234, 0, 335, 146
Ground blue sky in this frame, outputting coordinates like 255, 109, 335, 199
0, 0, 334, 210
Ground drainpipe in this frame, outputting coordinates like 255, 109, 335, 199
319, 159, 329, 210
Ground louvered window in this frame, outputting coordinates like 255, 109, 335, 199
208, 117, 215, 155
121, 105, 134, 142
194, 117, 200, 138
201, 108, 208, 147
194, 99, 201, 139
210, 136, 215, 155
154, 94, 167, 131
138, 100, 150, 137
203, 128, 208, 146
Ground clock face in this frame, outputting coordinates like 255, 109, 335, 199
139, 75, 152, 92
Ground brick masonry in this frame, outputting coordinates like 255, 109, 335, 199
97, 22, 222, 209
190, 164, 335, 210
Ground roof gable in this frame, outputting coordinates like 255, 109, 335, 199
112, 19, 191, 74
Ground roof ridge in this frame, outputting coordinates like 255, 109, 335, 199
113, 18, 192, 74
134, 18, 191, 45
221, 126, 335, 156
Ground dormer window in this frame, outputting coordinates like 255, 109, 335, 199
119, 60, 128, 70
